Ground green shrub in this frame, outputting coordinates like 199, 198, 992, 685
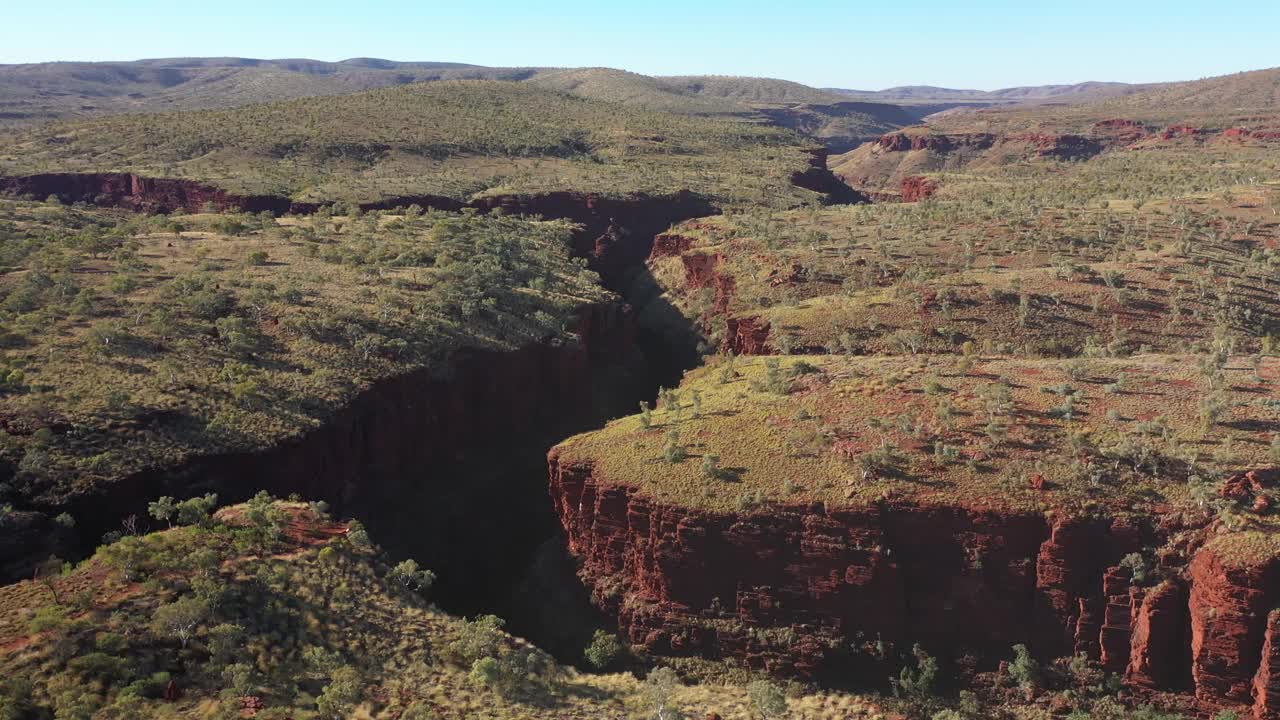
584, 629, 623, 670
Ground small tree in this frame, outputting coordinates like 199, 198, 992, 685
663, 430, 687, 463
747, 680, 787, 718
642, 667, 681, 720
316, 666, 363, 719
388, 559, 436, 595
150, 596, 209, 649
896, 644, 939, 699
176, 493, 218, 527
583, 629, 622, 670
34, 556, 66, 604
148, 496, 177, 528
1008, 643, 1039, 690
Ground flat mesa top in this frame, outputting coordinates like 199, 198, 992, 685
556, 353, 1279, 519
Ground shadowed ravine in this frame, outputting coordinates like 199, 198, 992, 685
0, 171, 737, 663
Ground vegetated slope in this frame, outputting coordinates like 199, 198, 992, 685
1098, 66, 1280, 118
0, 496, 890, 719
0, 57, 545, 125
660, 75, 849, 104
0, 199, 613, 507
648, 182, 1280, 357
534, 69, 916, 152
527, 68, 747, 116
0, 80, 829, 206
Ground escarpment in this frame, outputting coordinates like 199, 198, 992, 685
549, 452, 1280, 715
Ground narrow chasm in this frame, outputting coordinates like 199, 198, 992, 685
0, 171, 861, 663
364, 203, 716, 661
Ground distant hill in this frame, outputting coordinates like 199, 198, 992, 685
526, 68, 910, 150
1098, 66, 1280, 115
526, 68, 746, 115
0, 57, 546, 124
660, 75, 849, 104
0, 59, 918, 153
826, 80, 1157, 106
920, 66, 1280, 134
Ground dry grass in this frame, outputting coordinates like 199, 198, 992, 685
557, 353, 1279, 517
0, 199, 609, 503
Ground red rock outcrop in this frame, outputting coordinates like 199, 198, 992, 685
650, 232, 696, 258
1161, 126, 1209, 141
1099, 566, 1137, 672
725, 316, 771, 354
1006, 133, 1104, 160
1092, 119, 1149, 143
1127, 580, 1190, 688
1189, 547, 1279, 703
899, 175, 938, 202
876, 132, 997, 153
1254, 611, 1280, 719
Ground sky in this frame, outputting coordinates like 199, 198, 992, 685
3, 0, 1278, 90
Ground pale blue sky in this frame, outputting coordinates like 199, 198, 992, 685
3, 0, 1277, 90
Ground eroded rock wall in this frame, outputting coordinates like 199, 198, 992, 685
549, 455, 1280, 715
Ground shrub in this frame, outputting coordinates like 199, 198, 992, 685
1008, 643, 1039, 688
246, 250, 269, 266
747, 680, 787, 718
583, 629, 622, 670
388, 559, 436, 595
663, 430, 687, 463
316, 666, 363, 719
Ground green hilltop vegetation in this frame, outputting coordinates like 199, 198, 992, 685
0, 198, 609, 504
0, 80, 826, 207
527, 68, 750, 116
652, 179, 1280, 357
660, 75, 849, 104
0, 495, 890, 719
530, 69, 912, 151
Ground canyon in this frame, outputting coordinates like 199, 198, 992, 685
3, 158, 1277, 718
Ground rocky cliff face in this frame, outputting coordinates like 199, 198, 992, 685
548, 455, 1280, 715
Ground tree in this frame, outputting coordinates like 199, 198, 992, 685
747, 680, 787, 719
34, 556, 66, 604
642, 667, 682, 720
896, 644, 939, 699
175, 493, 218, 527
150, 596, 209, 649
447, 615, 505, 667
148, 496, 177, 528
388, 559, 436, 595
1008, 643, 1039, 690
316, 666, 363, 719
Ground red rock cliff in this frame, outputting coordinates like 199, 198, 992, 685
549, 454, 1279, 714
